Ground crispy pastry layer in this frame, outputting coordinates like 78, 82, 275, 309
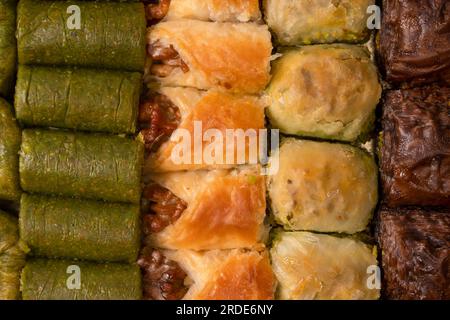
143, 166, 267, 250
264, 0, 373, 45
269, 139, 378, 234
163, 0, 261, 22
163, 247, 275, 300
142, 87, 265, 172
147, 20, 272, 94
381, 87, 450, 207
271, 231, 380, 300
266, 45, 381, 142
378, 208, 450, 300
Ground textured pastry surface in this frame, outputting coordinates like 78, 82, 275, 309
379, 0, 450, 87
271, 231, 380, 300
144, 87, 265, 172
15, 66, 141, 134
0, 210, 27, 300
165, 0, 261, 22
266, 45, 381, 142
264, 0, 373, 45
17, 0, 146, 71
20, 130, 144, 204
144, 166, 267, 250
0, 0, 16, 96
0, 98, 21, 201
378, 208, 450, 300
163, 248, 275, 300
21, 259, 142, 300
268, 139, 378, 234
20, 194, 141, 263
381, 87, 450, 207
148, 20, 272, 94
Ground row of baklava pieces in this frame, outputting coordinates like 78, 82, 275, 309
181, 0, 450, 301
139, 0, 385, 301
374, 0, 449, 301
0, 0, 146, 301
20, 0, 378, 299
8, 0, 379, 299
7, 0, 446, 300
141, 1, 275, 301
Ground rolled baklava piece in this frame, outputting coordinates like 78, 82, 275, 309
15, 66, 142, 134
17, 0, 146, 72
147, 20, 272, 94
142, 166, 267, 250
138, 246, 275, 300
21, 259, 142, 300
271, 231, 380, 300
0, 98, 21, 201
0, 210, 27, 300
378, 207, 450, 300
20, 130, 144, 204
267, 45, 381, 142
378, 0, 450, 87
381, 87, 450, 207
139, 87, 265, 172
0, 0, 16, 97
20, 194, 141, 263
264, 0, 373, 45
145, 0, 261, 23
268, 139, 378, 234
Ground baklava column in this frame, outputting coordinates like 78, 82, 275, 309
139, 0, 276, 300
14, 0, 146, 300
0, 1, 25, 301
377, 0, 450, 300
264, 0, 382, 300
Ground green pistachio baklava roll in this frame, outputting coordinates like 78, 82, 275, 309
17, 0, 146, 72
268, 139, 378, 234
22, 259, 142, 300
264, 0, 374, 45
0, 210, 27, 300
0, 0, 16, 97
0, 98, 21, 201
271, 231, 380, 300
266, 45, 381, 142
20, 130, 144, 204
15, 66, 141, 134
20, 194, 141, 263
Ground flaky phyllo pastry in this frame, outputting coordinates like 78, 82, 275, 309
146, 20, 272, 94
139, 87, 266, 172
268, 139, 378, 234
271, 231, 380, 300
138, 246, 275, 300
146, 0, 262, 23
141, 165, 267, 251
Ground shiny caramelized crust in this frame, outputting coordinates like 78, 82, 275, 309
143, 166, 267, 250
164, 248, 275, 300
378, 208, 450, 300
147, 20, 272, 94
163, 0, 261, 22
379, 0, 450, 87
381, 87, 450, 207
143, 87, 265, 172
